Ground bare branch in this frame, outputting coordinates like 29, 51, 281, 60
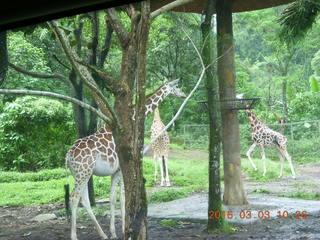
9, 62, 69, 84
75, 59, 119, 92
105, 8, 129, 49
48, 20, 121, 129
52, 54, 71, 70
0, 89, 110, 123
150, 0, 195, 20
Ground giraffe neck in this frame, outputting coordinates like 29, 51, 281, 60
246, 109, 264, 129
145, 85, 169, 118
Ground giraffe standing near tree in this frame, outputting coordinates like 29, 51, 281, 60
245, 108, 296, 179
65, 79, 185, 240
151, 107, 171, 187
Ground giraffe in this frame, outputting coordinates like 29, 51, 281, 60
66, 79, 185, 240
151, 108, 170, 187
245, 108, 296, 179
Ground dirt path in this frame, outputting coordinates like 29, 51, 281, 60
0, 149, 319, 240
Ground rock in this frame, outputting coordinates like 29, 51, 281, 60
31, 213, 57, 222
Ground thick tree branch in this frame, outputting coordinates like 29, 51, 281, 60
75, 59, 120, 92
105, 8, 129, 49
150, 0, 195, 20
9, 62, 69, 83
48, 20, 121, 129
98, 20, 113, 68
52, 54, 71, 70
0, 89, 110, 123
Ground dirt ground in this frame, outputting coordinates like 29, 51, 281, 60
0, 150, 320, 240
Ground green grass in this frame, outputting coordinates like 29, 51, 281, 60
0, 174, 112, 206
0, 147, 207, 206
252, 188, 270, 194
0, 144, 317, 206
241, 157, 295, 181
0, 168, 66, 183
278, 191, 320, 200
0, 178, 70, 206
207, 221, 235, 234
159, 219, 180, 227
149, 189, 187, 203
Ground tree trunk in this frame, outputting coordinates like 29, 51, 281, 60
216, 0, 248, 205
201, 0, 223, 231
0, 31, 8, 86
112, 3, 150, 239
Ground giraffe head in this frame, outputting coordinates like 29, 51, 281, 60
163, 79, 186, 98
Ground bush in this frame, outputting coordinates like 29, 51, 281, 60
0, 97, 76, 171
149, 189, 187, 203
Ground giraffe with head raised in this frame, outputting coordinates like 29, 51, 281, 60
66, 79, 185, 240
245, 108, 296, 179
151, 108, 170, 187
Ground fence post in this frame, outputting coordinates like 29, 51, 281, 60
183, 125, 186, 147
290, 123, 294, 140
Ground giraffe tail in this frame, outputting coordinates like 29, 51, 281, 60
64, 152, 71, 221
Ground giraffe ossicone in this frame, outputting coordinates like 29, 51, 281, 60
66, 79, 185, 240
237, 94, 296, 179
151, 108, 170, 187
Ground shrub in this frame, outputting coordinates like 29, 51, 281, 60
0, 97, 76, 171
149, 189, 187, 203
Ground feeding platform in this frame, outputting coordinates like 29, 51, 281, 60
198, 97, 260, 111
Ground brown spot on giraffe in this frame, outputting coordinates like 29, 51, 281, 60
100, 138, 108, 146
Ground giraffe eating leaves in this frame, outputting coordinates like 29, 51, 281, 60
65, 79, 185, 240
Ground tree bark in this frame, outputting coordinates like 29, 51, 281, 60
109, 3, 150, 239
216, 0, 248, 205
201, 0, 223, 231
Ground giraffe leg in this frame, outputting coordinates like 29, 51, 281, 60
164, 155, 170, 187
80, 185, 108, 240
70, 184, 81, 240
110, 172, 120, 239
153, 153, 158, 184
246, 143, 258, 171
119, 173, 125, 236
159, 156, 165, 187
260, 145, 267, 176
281, 148, 296, 179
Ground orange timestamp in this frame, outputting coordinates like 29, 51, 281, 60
208, 210, 308, 220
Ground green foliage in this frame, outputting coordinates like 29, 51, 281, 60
311, 49, 320, 76
0, 168, 66, 183
0, 97, 76, 171
310, 75, 320, 92
5, 31, 68, 101
159, 219, 180, 227
279, 0, 320, 45
149, 189, 187, 203
288, 92, 320, 121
